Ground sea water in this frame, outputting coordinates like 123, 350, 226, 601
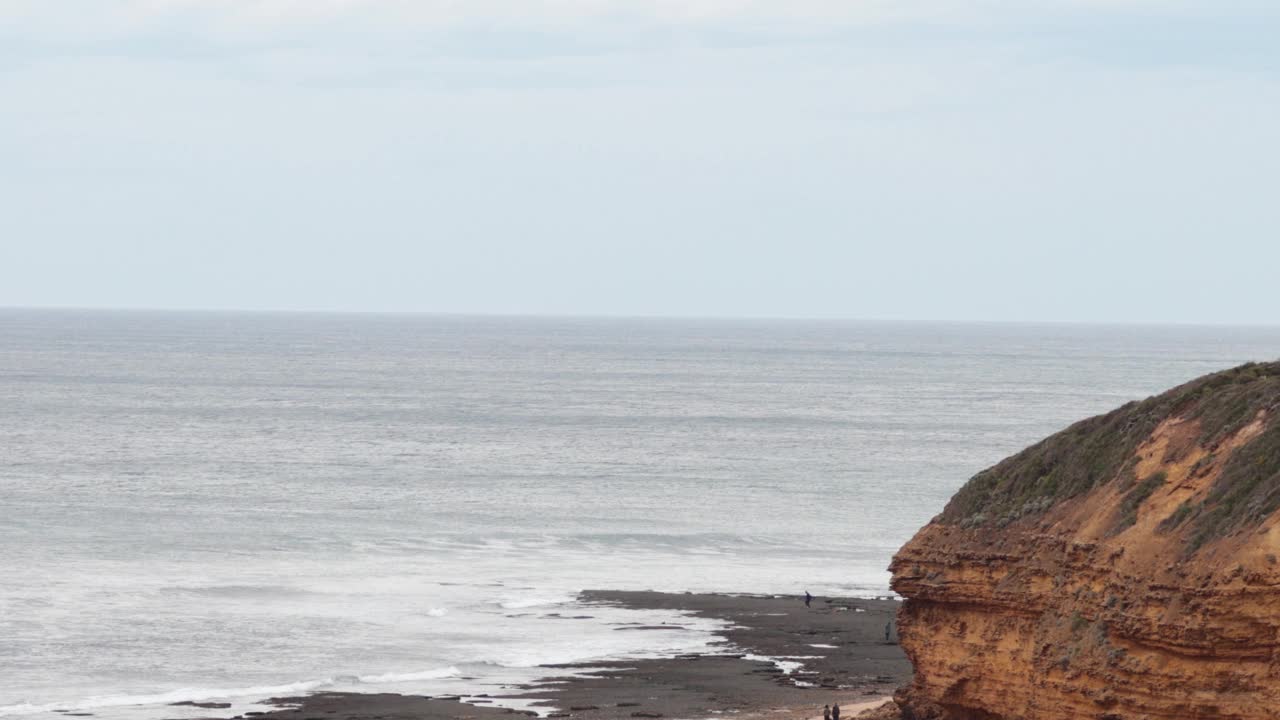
3, 310, 1278, 718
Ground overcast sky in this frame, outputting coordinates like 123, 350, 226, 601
2, 1, 1278, 323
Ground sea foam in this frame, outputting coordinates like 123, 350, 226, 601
0, 680, 331, 718
357, 668, 461, 684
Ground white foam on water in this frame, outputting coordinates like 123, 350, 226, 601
0, 680, 332, 718
357, 667, 461, 684
498, 594, 577, 610
0, 592, 734, 720
741, 655, 806, 675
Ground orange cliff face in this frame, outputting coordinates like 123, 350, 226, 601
888, 362, 1280, 720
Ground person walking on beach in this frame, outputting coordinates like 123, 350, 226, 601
805, 591, 812, 608
822, 705, 831, 720
831, 702, 840, 720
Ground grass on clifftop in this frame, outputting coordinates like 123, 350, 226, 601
940, 361, 1280, 549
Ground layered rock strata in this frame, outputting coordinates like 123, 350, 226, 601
890, 362, 1280, 720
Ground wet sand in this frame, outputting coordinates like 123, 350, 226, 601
245, 592, 909, 720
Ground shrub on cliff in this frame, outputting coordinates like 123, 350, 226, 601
940, 361, 1280, 549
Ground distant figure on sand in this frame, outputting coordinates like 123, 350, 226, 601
831, 702, 840, 720
885, 620, 892, 643
805, 591, 812, 608
822, 704, 831, 720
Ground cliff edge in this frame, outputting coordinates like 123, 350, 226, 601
889, 361, 1280, 720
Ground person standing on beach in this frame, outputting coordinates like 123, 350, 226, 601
831, 702, 840, 720
822, 705, 831, 720
805, 591, 812, 608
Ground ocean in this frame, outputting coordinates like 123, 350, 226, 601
3, 310, 1278, 719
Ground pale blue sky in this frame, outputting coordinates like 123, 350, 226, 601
2, 1, 1278, 323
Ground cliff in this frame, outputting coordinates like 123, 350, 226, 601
888, 361, 1280, 720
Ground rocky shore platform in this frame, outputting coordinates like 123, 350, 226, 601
244, 591, 911, 720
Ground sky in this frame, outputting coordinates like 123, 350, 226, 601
2, 1, 1278, 323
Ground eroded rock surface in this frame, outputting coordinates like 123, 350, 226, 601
889, 362, 1280, 720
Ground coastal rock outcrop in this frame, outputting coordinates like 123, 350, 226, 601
889, 361, 1280, 720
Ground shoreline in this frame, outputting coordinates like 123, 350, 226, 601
242, 591, 909, 720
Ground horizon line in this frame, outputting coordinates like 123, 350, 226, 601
3, 304, 1279, 330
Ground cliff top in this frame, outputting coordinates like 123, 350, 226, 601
939, 360, 1280, 550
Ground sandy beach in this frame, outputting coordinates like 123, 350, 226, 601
242, 591, 909, 720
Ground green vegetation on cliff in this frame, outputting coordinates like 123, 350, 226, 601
940, 361, 1280, 548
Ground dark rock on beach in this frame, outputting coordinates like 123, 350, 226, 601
251, 591, 910, 720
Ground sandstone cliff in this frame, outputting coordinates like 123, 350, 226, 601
889, 361, 1280, 720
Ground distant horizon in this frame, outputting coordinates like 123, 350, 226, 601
5, 303, 1280, 330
